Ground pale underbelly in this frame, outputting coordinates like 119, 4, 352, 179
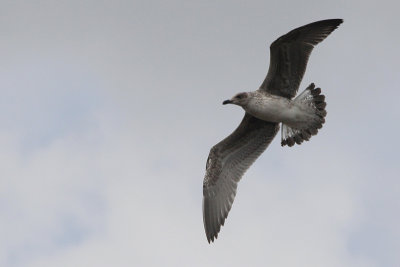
245, 102, 313, 128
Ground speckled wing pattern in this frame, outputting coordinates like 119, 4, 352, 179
203, 114, 279, 242
260, 19, 343, 99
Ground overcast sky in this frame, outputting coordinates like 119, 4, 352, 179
1, 0, 399, 266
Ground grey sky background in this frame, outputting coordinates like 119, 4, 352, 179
1, 0, 399, 266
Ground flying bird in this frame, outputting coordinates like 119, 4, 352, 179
202, 19, 343, 243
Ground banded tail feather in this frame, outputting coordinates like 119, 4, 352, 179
281, 83, 327, 147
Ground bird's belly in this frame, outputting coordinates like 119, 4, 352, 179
245, 98, 294, 123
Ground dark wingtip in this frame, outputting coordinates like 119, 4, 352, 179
331, 19, 344, 30
318, 18, 343, 27
335, 18, 344, 24
326, 19, 344, 31
329, 18, 343, 24
207, 235, 216, 244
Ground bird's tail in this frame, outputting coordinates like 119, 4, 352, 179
281, 83, 327, 147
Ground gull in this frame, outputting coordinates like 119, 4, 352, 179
202, 19, 343, 243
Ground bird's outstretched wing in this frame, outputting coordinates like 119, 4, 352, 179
203, 114, 279, 243
259, 19, 343, 99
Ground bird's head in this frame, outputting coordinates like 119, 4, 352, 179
222, 92, 250, 107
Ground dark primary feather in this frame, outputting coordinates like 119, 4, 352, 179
260, 19, 343, 99
203, 114, 279, 243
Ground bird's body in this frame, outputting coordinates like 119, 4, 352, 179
243, 91, 319, 129
244, 91, 292, 123
202, 19, 343, 243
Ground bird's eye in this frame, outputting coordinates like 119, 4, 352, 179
236, 93, 246, 99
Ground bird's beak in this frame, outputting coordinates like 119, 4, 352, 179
222, 100, 232, 105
